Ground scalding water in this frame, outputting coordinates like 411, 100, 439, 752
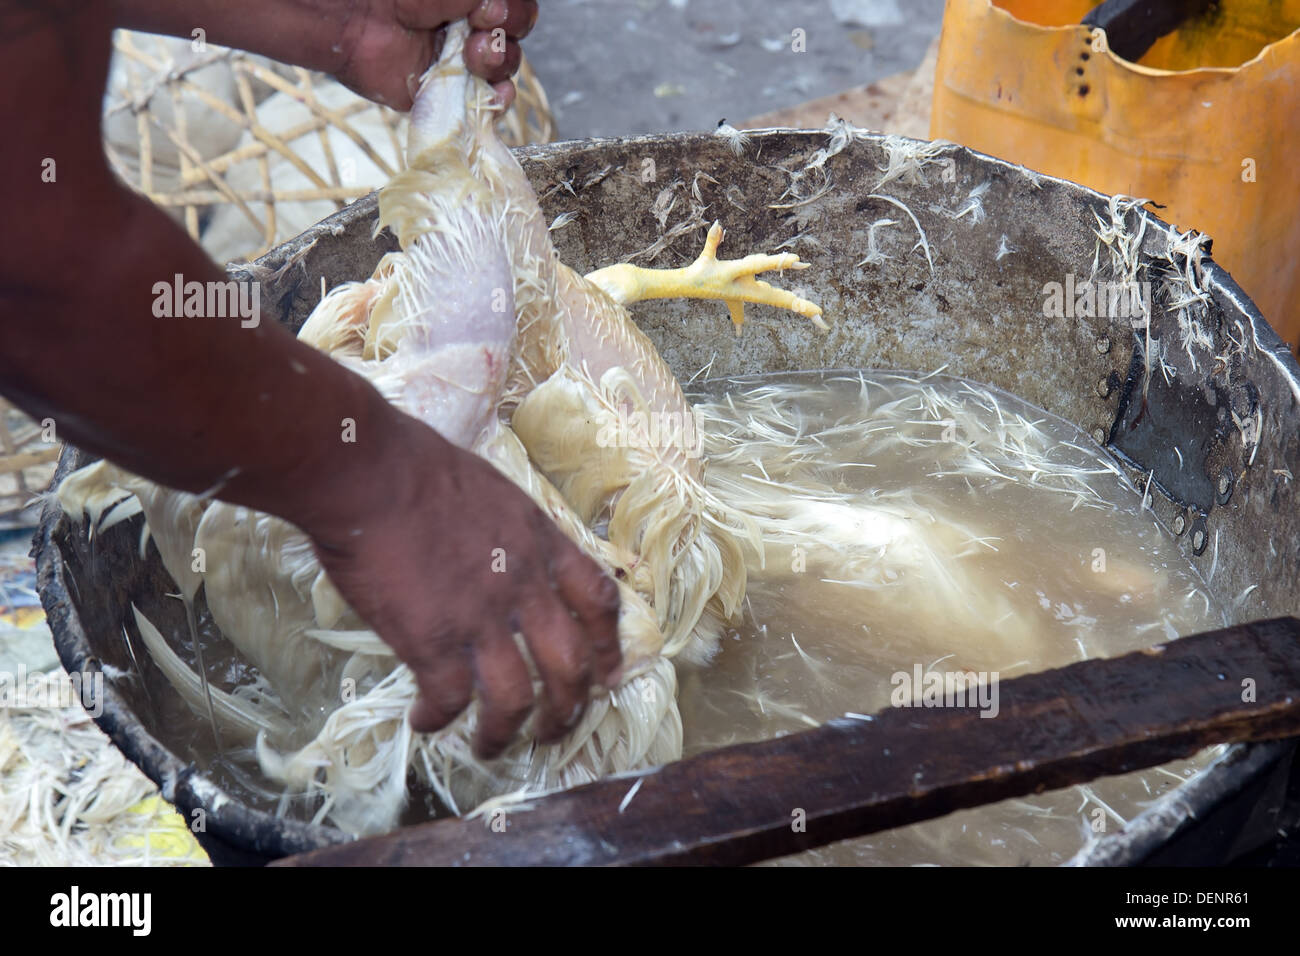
680, 369, 1228, 866
107, 368, 1230, 862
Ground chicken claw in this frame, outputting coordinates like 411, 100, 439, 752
585, 221, 828, 334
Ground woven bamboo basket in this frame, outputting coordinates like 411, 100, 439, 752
0, 400, 59, 524
103, 29, 555, 264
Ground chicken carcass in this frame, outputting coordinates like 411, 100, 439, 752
60, 21, 824, 834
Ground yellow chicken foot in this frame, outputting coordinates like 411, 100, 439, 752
585, 221, 828, 334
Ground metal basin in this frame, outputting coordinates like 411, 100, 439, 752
35, 128, 1300, 864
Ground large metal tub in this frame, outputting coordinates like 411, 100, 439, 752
35, 128, 1300, 864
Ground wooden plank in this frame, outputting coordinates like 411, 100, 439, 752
275, 617, 1300, 867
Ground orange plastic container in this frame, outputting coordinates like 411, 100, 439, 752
931, 0, 1300, 353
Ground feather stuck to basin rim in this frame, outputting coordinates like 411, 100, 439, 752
57, 22, 824, 835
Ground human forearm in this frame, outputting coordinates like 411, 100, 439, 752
0, 177, 430, 541
111, 0, 388, 80
0, 175, 623, 751
2, 0, 619, 757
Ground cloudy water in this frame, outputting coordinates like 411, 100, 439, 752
682, 369, 1229, 866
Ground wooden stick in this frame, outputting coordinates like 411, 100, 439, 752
275, 617, 1300, 867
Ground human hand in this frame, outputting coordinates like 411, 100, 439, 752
331, 0, 539, 109
111, 0, 538, 109
306, 411, 622, 758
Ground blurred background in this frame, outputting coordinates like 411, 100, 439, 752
524, 0, 945, 137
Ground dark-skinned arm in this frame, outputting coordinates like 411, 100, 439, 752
0, 0, 618, 756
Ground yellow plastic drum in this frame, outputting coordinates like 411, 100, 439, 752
931, 0, 1300, 353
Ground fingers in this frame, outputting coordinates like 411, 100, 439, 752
491, 80, 517, 110
468, 538, 620, 756
409, 639, 474, 733
400, 1, 530, 102
469, 0, 539, 39
391, 0, 529, 96
398, 0, 536, 39
551, 541, 623, 690
464, 29, 523, 86
516, 590, 593, 745
470, 624, 536, 758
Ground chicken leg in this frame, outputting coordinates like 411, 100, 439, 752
585, 222, 828, 333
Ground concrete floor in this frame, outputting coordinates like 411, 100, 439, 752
524, 0, 946, 139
